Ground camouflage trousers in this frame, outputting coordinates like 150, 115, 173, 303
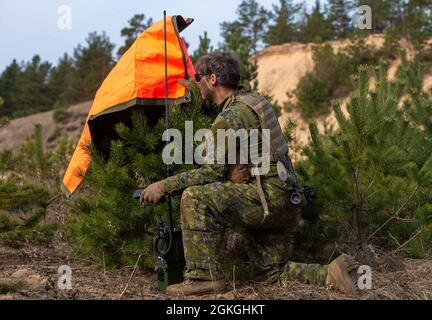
179, 179, 328, 286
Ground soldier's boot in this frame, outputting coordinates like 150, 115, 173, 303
166, 279, 226, 297
325, 254, 359, 296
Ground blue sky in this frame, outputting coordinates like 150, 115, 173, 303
0, 0, 316, 72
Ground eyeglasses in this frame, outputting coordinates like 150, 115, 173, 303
194, 73, 211, 82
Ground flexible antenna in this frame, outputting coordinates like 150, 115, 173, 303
160, 10, 173, 256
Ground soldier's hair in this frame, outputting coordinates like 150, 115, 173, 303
195, 52, 241, 89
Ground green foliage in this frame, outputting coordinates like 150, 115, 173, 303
397, 51, 432, 138
0, 124, 73, 247
404, 1, 432, 52
327, 0, 351, 39
70, 32, 115, 102
52, 102, 71, 124
0, 174, 56, 248
0, 31, 115, 119
190, 31, 213, 64
236, 0, 271, 56
264, 0, 302, 46
0, 56, 53, 118
67, 89, 213, 267
353, 1, 392, 34
381, 26, 401, 60
48, 53, 75, 107
300, 0, 332, 43
219, 0, 271, 89
219, 20, 259, 90
295, 73, 333, 118
295, 65, 432, 259
294, 38, 382, 118
0, 96, 7, 128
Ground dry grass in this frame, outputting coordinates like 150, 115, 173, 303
0, 242, 430, 300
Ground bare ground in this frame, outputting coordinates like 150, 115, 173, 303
0, 242, 431, 300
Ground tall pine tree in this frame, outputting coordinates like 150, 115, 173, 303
0, 60, 22, 117
301, 0, 332, 43
47, 53, 75, 107
328, 0, 351, 39
219, 20, 258, 89
17, 55, 53, 117
70, 32, 115, 103
264, 0, 302, 45
236, 0, 271, 56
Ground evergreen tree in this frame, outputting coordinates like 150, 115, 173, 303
264, 0, 302, 45
387, 0, 405, 33
404, 0, 432, 52
353, 0, 392, 34
47, 53, 75, 107
397, 51, 432, 135
296, 65, 432, 259
16, 55, 53, 117
219, 21, 258, 89
328, 0, 351, 39
0, 60, 22, 117
190, 31, 213, 64
70, 32, 115, 103
302, 0, 332, 43
236, 0, 271, 56
382, 25, 401, 59
0, 96, 7, 128
67, 86, 213, 267
0, 125, 72, 247
117, 14, 153, 59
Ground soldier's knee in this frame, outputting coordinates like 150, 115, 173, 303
180, 186, 201, 224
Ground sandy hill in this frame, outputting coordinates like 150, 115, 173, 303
1, 34, 431, 153
0, 101, 91, 151
256, 34, 432, 148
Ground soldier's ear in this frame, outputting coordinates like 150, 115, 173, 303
210, 74, 218, 86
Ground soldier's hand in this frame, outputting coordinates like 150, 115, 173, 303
140, 180, 166, 204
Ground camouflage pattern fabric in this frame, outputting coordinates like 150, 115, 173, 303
163, 91, 328, 285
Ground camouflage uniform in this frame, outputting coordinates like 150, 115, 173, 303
164, 91, 327, 285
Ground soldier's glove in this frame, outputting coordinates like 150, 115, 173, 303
140, 180, 166, 204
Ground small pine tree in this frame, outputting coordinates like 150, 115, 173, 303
0, 124, 71, 247
296, 64, 432, 259
67, 86, 213, 267
397, 51, 432, 136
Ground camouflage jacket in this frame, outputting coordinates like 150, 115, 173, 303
164, 91, 284, 194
